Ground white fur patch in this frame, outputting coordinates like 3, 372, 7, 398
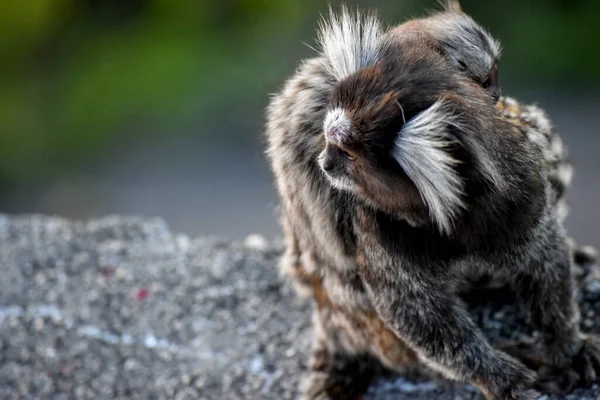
393, 100, 466, 234
550, 135, 564, 159
556, 198, 570, 224
323, 108, 352, 144
558, 162, 573, 186
318, 7, 387, 81
325, 174, 355, 192
524, 104, 552, 136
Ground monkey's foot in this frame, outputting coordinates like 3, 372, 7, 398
536, 334, 600, 394
471, 350, 539, 400
549, 334, 600, 393
478, 379, 540, 400
500, 335, 600, 394
300, 352, 376, 400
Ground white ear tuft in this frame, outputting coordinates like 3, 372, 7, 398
393, 100, 466, 234
318, 7, 388, 81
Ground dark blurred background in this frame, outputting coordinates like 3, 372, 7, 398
1, 0, 598, 248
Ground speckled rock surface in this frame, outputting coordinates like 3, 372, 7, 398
0, 214, 598, 400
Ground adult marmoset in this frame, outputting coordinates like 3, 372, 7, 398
265, 2, 598, 399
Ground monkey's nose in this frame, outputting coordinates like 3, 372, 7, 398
322, 158, 335, 172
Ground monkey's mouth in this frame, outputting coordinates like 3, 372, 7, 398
317, 152, 356, 192
321, 171, 355, 192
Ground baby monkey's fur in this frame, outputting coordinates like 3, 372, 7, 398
265, 2, 599, 399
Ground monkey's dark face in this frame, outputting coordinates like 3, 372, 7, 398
319, 45, 508, 234
314, 4, 513, 233
318, 137, 356, 192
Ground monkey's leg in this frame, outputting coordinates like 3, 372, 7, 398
300, 306, 379, 400
278, 219, 375, 398
512, 230, 600, 394
358, 265, 539, 399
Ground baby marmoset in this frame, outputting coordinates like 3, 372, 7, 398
265, 2, 598, 399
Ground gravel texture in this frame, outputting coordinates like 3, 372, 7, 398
0, 214, 599, 399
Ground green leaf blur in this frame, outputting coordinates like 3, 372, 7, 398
0, 0, 598, 182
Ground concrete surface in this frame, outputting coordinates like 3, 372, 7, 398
0, 214, 599, 399
2, 91, 598, 252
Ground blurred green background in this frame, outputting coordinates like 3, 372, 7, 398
1, 0, 598, 247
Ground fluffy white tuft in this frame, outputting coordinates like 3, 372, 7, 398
318, 7, 387, 81
323, 108, 352, 144
393, 100, 466, 235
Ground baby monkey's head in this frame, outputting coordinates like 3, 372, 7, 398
318, 2, 510, 234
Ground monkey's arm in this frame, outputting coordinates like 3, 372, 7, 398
357, 243, 537, 400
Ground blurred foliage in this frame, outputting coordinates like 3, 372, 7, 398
0, 0, 599, 182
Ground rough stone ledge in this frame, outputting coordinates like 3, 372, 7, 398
0, 214, 599, 399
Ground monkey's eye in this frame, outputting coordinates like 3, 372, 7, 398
340, 149, 355, 161
482, 62, 500, 101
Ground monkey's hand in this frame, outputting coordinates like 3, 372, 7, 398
501, 335, 600, 394
573, 335, 600, 385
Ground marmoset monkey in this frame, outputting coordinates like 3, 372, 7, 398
265, 2, 598, 399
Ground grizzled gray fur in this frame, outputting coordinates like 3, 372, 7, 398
265, 2, 599, 400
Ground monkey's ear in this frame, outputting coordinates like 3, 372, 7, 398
427, 6, 502, 100
393, 99, 466, 234
438, 0, 462, 13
